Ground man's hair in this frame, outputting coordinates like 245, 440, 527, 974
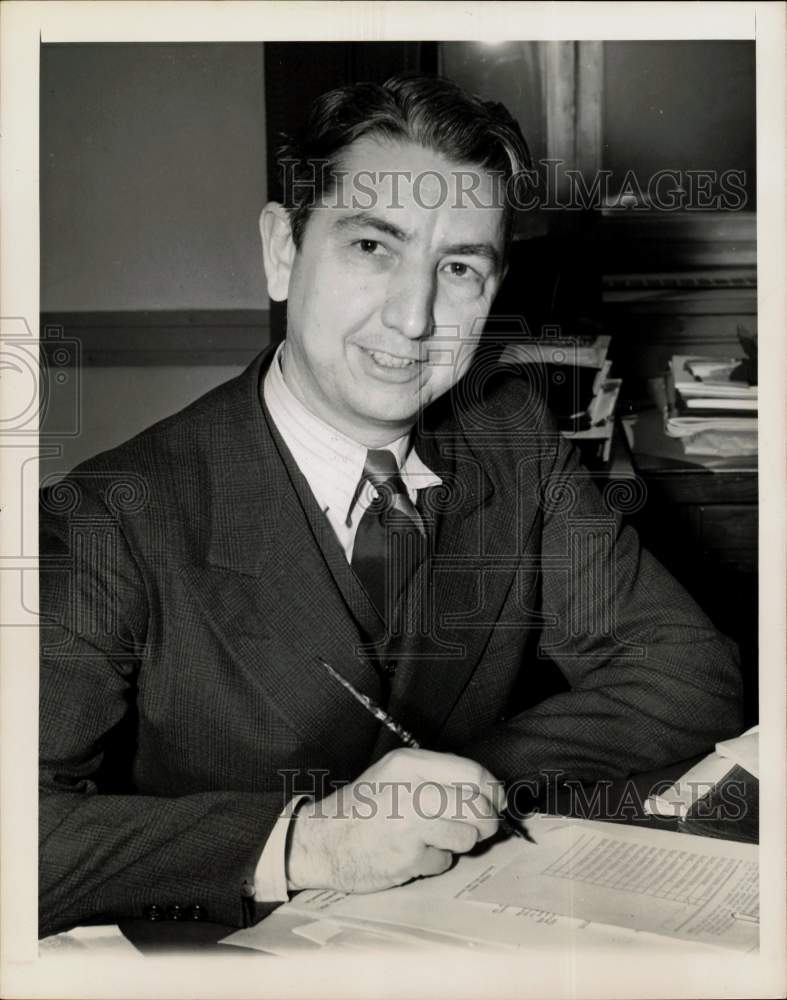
276, 72, 532, 253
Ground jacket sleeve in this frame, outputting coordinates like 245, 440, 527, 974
38, 482, 285, 939
461, 419, 744, 786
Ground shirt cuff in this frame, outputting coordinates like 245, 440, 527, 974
253, 795, 307, 902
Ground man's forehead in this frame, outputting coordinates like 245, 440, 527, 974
329, 135, 506, 203
317, 135, 507, 243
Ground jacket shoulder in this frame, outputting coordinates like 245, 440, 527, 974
40, 352, 270, 520
61, 354, 265, 477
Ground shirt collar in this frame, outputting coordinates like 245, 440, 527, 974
262, 343, 441, 521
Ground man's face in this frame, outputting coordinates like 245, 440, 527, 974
265, 136, 507, 446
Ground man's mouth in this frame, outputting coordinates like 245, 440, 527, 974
365, 348, 419, 369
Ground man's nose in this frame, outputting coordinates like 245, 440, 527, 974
380, 264, 436, 340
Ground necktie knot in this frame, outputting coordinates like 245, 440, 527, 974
359, 449, 409, 515
363, 448, 406, 492
351, 448, 427, 620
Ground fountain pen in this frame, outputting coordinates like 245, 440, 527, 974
319, 658, 531, 842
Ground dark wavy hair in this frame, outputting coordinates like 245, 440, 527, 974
276, 72, 532, 253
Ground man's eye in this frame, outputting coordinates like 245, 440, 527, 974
358, 239, 381, 254
444, 261, 478, 280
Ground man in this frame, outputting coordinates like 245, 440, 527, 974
39, 74, 743, 939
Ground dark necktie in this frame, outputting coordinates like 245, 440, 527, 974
350, 449, 426, 620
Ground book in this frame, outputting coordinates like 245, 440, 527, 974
662, 369, 758, 456
675, 393, 757, 416
671, 355, 757, 400
670, 354, 757, 421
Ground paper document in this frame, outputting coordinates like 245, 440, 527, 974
38, 924, 140, 957
645, 753, 733, 817
717, 725, 759, 779
646, 726, 760, 817
671, 356, 757, 399
681, 430, 758, 457
465, 818, 757, 952
224, 815, 757, 955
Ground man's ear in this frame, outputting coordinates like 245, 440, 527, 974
259, 203, 296, 302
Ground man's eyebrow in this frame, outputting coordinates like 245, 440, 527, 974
332, 212, 501, 268
333, 212, 411, 242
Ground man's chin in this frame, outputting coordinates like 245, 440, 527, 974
343, 399, 419, 438
345, 378, 451, 435
352, 389, 423, 423
361, 409, 420, 432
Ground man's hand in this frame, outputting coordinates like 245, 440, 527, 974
285, 748, 505, 893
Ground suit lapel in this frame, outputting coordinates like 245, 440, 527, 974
179, 349, 383, 769
263, 405, 388, 649
373, 404, 534, 757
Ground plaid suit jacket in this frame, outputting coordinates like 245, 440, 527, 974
39, 346, 743, 937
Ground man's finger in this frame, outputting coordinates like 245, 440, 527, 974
412, 784, 500, 841
421, 817, 481, 855
405, 750, 506, 815
447, 784, 502, 833
416, 846, 454, 879
463, 762, 507, 815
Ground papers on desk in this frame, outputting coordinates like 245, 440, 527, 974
645, 726, 759, 818
662, 357, 758, 457
464, 819, 757, 952
717, 726, 759, 779
223, 814, 758, 956
671, 356, 757, 402
38, 924, 140, 957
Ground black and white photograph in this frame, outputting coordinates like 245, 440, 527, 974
1, 3, 785, 998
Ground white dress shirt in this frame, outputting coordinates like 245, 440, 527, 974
253, 343, 441, 901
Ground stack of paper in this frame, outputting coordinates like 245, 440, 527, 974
665, 356, 757, 456
673, 357, 757, 404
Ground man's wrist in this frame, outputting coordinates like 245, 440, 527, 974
253, 795, 310, 902
285, 798, 323, 891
